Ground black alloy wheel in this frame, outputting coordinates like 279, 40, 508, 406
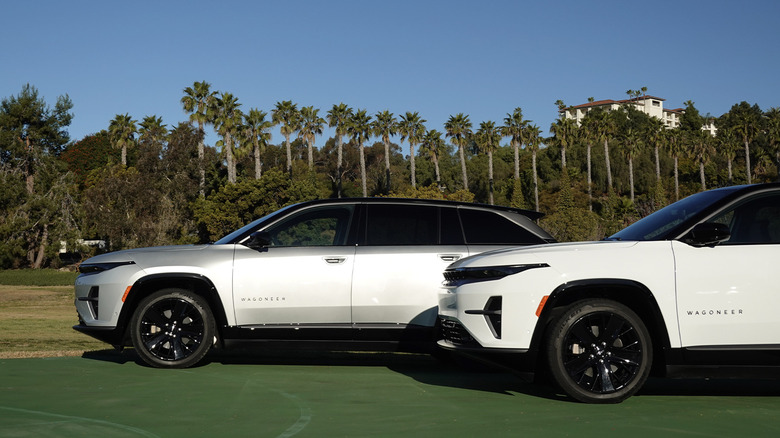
130, 288, 215, 368
546, 299, 652, 403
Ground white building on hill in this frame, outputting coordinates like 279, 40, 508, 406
560, 95, 717, 136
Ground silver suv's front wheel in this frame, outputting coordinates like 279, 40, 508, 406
130, 288, 215, 368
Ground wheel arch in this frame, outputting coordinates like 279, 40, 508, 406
116, 273, 229, 346
530, 279, 672, 374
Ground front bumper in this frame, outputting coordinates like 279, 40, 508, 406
72, 324, 127, 348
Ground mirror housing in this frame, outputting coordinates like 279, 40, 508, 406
682, 222, 731, 247
244, 231, 271, 250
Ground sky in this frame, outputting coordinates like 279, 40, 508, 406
2, 0, 779, 149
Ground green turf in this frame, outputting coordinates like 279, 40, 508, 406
0, 269, 78, 286
1, 352, 779, 438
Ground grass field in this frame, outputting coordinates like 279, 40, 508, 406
0, 269, 106, 358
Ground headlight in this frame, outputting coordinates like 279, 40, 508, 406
443, 263, 549, 285
78, 261, 135, 274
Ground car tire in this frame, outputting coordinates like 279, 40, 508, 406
130, 288, 216, 368
546, 299, 652, 403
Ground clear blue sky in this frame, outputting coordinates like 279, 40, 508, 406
3, 0, 779, 148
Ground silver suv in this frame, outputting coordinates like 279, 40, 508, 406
74, 198, 554, 368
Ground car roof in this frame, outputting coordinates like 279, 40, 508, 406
288, 197, 546, 221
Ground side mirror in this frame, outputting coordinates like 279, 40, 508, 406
244, 231, 271, 250
683, 222, 731, 247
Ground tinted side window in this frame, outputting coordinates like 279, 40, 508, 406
460, 209, 543, 245
441, 207, 465, 245
366, 204, 437, 245
266, 205, 354, 247
711, 192, 780, 244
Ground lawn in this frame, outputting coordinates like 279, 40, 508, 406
0, 269, 106, 358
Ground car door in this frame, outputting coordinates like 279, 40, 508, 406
674, 190, 780, 347
232, 204, 356, 327
351, 204, 468, 332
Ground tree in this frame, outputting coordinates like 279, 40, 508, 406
549, 116, 577, 169
372, 110, 397, 193
272, 100, 300, 177
714, 124, 739, 184
212, 92, 243, 184
397, 111, 426, 189
726, 102, 763, 184
243, 109, 273, 179
108, 113, 137, 167
666, 126, 684, 200
139, 115, 167, 145
298, 106, 325, 171
475, 120, 501, 205
690, 129, 712, 190
421, 129, 445, 188
327, 103, 353, 197
526, 124, 542, 211
445, 113, 472, 191
765, 107, 780, 179
646, 117, 665, 181
181, 81, 217, 197
347, 109, 372, 197
502, 107, 529, 181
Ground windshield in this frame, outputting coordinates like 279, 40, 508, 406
213, 204, 297, 244
609, 187, 742, 241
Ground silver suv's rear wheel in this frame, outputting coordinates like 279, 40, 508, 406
130, 288, 215, 368
546, 299, 652, 403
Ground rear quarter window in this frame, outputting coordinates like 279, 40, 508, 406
459, 209, 545, 245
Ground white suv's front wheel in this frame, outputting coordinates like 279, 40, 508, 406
130, 288, 216, 368
546, 299, 652, 403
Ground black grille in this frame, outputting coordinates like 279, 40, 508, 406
440, 318, 479, 347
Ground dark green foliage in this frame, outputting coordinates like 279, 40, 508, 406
192, 169, 319, 242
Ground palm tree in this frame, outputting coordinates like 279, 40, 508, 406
765, 107, 780, 177
475, 121, 501, 205
272, 100, 299, 177
421, 129, 445, 188
243, 109, 273, 179
298, 106, 325, 171
666, 126, 684, 200
725, 102, 762, 184
579, 109, 607, 210
620, 124, 642, 202
181, 81, 217, 197
646, 117, 665, 181
398, 111, 427, 189
526, 124, 543, 211
549, 117, 577, 169
372, 110, 397, 193
108, 113, 137, 167
445, 113, 472, 191
715, 124, 739, 184
212, 92, 243, 184
689, 129, 712, 191
327, 103, 354, 198
502, 107, 529, 180
347, 109, 372, 197
138, 115, 167, 145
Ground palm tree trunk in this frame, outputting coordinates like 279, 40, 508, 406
744, 139, 752, 184
674, 156, 680, 201
458, 142, 469, 191
254, 142, 262, 179
513, 142, 520, 180
384, 138, 391, 194
410, 144, 416, 189
337, 136, 343, 198
587, 143, 592, 211
359, 141, 367, 197
307, 136, 314, 170
433, 154, 441, 188
532, 151, 539, 211
604, 138, 613, 190
727, 158, 733, 184
488, 151, 494, 205
629, 157, 635, 202
655, 145, 661, 181
285, 133, 292, 177
198, 122, 205, 197
700, 160, 706, 191
226, 134, 236, 184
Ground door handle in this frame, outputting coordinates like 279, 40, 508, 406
439, 254, 462, 262
324, 257, 347, 264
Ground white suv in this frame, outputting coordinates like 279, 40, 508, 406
74, 198, 554, 368
439, 184, 780, 403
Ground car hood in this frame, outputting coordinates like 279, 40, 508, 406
81, 244, 214, 267
450, 240, 640, 268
